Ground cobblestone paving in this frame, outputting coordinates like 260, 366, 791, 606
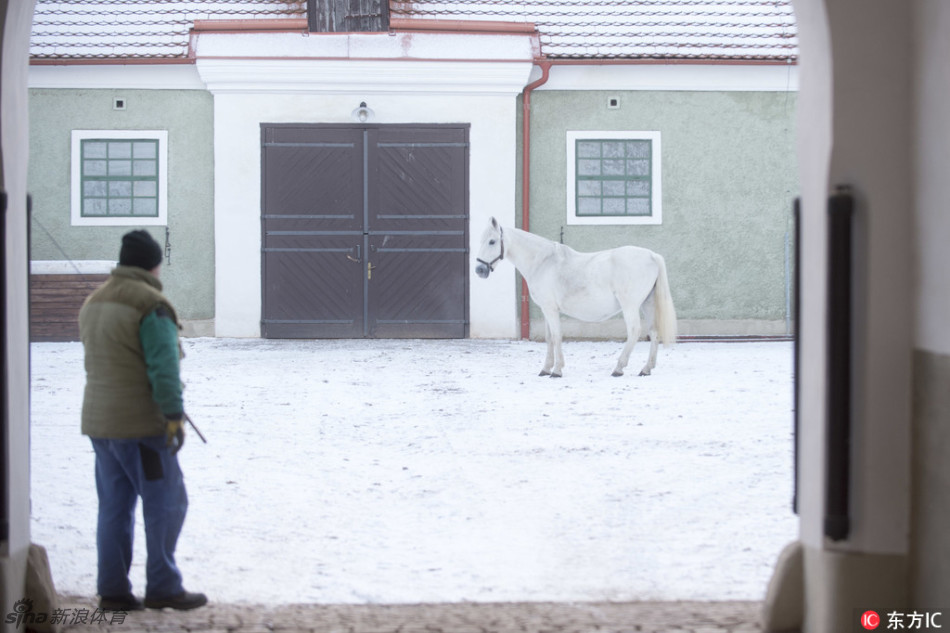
56, 596, 763, 633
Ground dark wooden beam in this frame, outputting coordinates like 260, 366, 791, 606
308, 0, 388, 33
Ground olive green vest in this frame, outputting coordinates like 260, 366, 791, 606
79, 266, 180, 439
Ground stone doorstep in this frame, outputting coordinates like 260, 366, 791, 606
54, 597, 763, 632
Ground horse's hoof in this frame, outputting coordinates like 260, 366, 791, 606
639, 370, 651, 377
550, 373, 562, 379
539, 370, 551, 377
611, 370, 624, 377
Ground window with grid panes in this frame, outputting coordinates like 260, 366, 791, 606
566, 131, 662, 225
71, 130, 168, 226
81, 139, 159, 218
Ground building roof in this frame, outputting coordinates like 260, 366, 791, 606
394, 1, 797, 61
30, 1, 307, 61
30, 0, 797, 62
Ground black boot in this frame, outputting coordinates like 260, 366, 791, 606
144, 591, 208, 610
99, 594, 144, 611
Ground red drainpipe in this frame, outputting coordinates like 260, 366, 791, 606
520, 60, 552, 339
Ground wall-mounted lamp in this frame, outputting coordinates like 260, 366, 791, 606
351, 101, 375, 123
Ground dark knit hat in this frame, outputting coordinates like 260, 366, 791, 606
119, 230, 163, 271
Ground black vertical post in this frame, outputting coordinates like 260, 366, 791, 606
27, 195, 31, 343
792, 197, 801, 515
825, 185, 854, 541
1, 189, 8, 542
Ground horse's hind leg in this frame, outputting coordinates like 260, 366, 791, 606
613, 306, 642, 377
639, 293, 659, 376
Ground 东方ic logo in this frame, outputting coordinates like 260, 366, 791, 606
862, 610, 881, 630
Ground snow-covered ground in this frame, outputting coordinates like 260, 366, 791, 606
30, 338, 798, 605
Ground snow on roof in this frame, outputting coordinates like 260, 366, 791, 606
393, 0, 798, 61
30, 0, 797, 62
30, 0, 307, 61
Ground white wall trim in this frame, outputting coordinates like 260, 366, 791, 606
194, 30, 537, 64
31, 260, 114, 274
566, 130, 662, 226
196, 58, 533, 96
537, 63, 799, 92
211, 92, 524, 338
198, 32, 534, 338
70, 129, 169, 227
29, 63, 205, 90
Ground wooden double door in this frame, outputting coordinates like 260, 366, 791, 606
261, 124, 470, 339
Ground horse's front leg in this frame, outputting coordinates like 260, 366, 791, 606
539, 308, 565, 378
539, 319, 555, 376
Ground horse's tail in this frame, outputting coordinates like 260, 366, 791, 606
652, 252, 678, 346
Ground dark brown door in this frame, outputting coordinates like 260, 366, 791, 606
261, 124, 469, 339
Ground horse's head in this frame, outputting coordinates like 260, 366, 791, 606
475, 217, 504, 278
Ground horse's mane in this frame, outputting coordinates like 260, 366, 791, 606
506, 226, 556, 250
507, 226, 578, 257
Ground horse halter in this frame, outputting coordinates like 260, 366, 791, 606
476, 227, 505, 272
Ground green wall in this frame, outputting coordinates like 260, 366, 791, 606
27, 86, 796, 334
520, 89, 798, 335
28, 88, 214, 322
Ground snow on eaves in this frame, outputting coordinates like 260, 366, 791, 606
392, 0, 798, 60
30, 0, 797, 62
30, 0, 307, 60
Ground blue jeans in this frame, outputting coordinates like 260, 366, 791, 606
91, 435, 188, 600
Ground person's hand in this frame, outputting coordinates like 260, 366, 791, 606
166, 416, 185, 454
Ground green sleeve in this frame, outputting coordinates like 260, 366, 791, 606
140, 308, 183, 418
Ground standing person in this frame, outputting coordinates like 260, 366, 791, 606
79, 230, 206, 612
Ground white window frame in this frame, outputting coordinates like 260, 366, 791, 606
566, 130, 662, 226
70, 130, 168, 227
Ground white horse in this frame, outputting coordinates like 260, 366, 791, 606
475, 217, 677, 378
